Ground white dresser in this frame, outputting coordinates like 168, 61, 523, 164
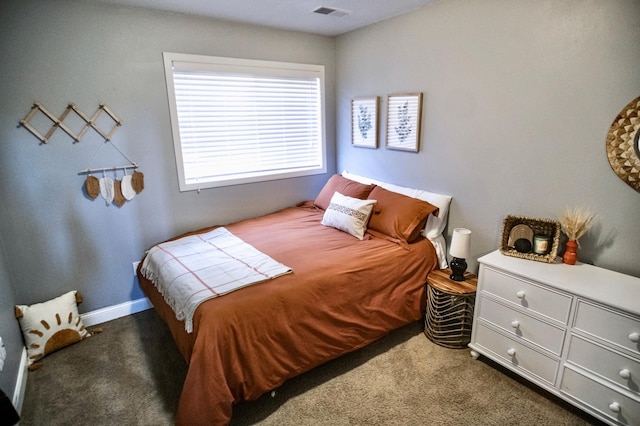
469, 250, 640, 426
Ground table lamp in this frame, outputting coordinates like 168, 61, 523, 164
449, 228, 471, 281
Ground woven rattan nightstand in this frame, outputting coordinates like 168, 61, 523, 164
424, 268, 478, 349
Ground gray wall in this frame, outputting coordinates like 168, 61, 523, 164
0, 0, 335, 399
336, 0, 640, 277
1, 0, 639, 406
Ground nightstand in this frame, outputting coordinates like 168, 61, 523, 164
424, 268, 478, 349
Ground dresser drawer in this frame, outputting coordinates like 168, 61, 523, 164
574, 300, 640, 356
473, 323, 559, 385
481, 267, 571, 324
567, 334, 640, 397
477, 296, 565, 355
561, 367, 640, 426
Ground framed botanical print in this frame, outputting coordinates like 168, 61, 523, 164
386, 93, 423, 152
351, 97, 379, 148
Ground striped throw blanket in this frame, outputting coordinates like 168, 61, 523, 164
140, 227, 292, 332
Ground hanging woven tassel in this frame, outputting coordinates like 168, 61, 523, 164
131, 170, 144, 194
85, 175, 100, 200
120, 169, 136, 201
113, 179, 126, 207
99, 171, 114, 205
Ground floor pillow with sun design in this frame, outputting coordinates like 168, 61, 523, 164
15, 291, 91, 367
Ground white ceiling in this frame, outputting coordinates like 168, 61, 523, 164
92, 0, 438, 36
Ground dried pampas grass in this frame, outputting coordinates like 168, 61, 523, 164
559, 207, 597, 241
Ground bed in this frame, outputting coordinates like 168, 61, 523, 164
137, 171, 452, 425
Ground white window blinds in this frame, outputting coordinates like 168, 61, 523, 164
164, 53, 326, 191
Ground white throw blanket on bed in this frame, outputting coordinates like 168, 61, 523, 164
140, 227, 292, 333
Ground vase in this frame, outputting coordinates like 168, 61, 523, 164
563, 240, 578, 265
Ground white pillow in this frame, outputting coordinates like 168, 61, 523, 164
342, 171, 452, 268
15, 291, 91, 365
321, 191, 377, 240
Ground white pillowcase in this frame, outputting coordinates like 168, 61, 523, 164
342, 171, 452, 268
321, 191, 377, 240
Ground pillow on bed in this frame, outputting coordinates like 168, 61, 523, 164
15, 291, 90, 365
314, 174, 376, 211
367, 186, 439, 244
321, 191, 377, 240
342, 171, 453, 268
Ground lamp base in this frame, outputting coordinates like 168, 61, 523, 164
450, 257, 467, 281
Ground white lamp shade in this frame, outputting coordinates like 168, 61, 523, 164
449, 228, 471, 259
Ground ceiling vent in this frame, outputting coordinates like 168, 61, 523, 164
312, 6, 353, 18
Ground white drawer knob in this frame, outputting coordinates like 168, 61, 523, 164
507, 348, 516, 356
628, 332, 640, 343
619, 369, 631, 380
510, 320, 520, 328
515, 290, 525, 299
609, 402, 621, 413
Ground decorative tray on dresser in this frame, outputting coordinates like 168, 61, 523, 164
469, 250, 640, 426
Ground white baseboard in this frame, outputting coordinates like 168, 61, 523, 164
13, 347, 27, 415
81, 297, 152, 327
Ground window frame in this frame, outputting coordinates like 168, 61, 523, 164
163, 52, 327, 191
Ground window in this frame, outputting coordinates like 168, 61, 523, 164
163, 53, 327, 191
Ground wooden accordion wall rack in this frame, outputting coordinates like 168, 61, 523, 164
19, 102, 144, 207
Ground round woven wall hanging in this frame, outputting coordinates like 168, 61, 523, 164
606, 95, 640, 192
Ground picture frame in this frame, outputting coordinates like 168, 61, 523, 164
386, 92, 423, 152
351, 97, 379, 148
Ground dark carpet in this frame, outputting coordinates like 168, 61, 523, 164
20, 309, 603, 425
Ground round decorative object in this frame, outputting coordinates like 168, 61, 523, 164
606, 95, 640, 192
507, 224, 533, 248
514, 238, 532, 253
